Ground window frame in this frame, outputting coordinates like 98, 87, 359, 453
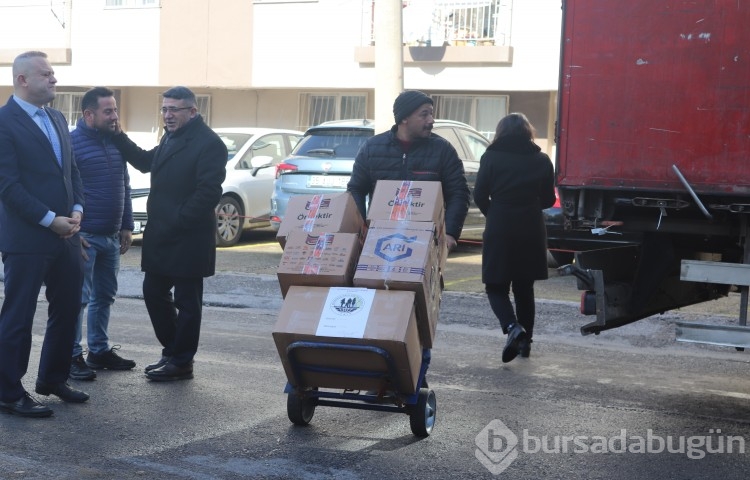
298, 92, 368, 131
432, 94, 509, 139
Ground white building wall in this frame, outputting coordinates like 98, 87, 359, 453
0, 2, 161, 88
251, 0, 562, 92
63, 4, 162, 87
406, 0, 561, 91
251, 0, 375, 89
0, 0, 562, 147
0, 1, 69, 53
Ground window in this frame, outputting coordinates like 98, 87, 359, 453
237, 134, 286, 169
293, 129, 372, 156
51, 92, 85, 128
195, 95, 211, 125
433, 94, 508, 139
370, 0, 511, 47
299, 93, 367, 130
218, 133, 253, 162
461, 128, 492, 161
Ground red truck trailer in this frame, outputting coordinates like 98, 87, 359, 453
554, 0, 750, 340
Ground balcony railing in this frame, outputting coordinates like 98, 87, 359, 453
362, 0, 511, 47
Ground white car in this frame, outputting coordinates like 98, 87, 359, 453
130, 127, 304, 247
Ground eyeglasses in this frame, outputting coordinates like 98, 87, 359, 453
160, 106, 193, 114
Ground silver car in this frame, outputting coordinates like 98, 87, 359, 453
269, 119, 490, 241
131, 127, 304, 247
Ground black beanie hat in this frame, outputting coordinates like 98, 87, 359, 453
393, 90, 433, 124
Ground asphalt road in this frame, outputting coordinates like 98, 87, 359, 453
1, 229, 749, 479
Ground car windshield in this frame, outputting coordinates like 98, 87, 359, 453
292, 129, 372, 157
218, 133, 252, 161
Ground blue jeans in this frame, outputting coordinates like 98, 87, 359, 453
73, 232, 120, 356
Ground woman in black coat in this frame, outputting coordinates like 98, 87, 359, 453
473, 113, 556, 363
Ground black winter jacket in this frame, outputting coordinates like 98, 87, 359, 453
71, 117, 134, 235
473, 137, 556, 283
112, 115, 227, 278
347, 125, 470, 239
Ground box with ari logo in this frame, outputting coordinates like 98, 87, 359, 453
352, 220, 442, 348
366, 180, 447, 270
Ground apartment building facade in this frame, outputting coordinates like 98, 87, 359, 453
0, 0, 562, 154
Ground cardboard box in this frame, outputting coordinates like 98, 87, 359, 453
367, 180, 447, 270
277, 231, 362, 297
367, 180, 445, 226
276, 192, 365, 248
353, 220, 442, 347
272, 286, 422, 393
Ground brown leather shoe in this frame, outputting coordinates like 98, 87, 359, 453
146, 362, 193, 382
35, 382, 90, 403
0, 392, 53, 418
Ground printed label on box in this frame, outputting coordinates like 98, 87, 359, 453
302, 195, 325, 232
315, 287, 375, 338
374, 233, 419, 262
300, 233, 333, 274
390, 181, 413, 220
388, 183, 428, 214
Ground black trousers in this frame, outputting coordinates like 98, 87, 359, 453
486, 280, 535, 338
0, 241, 83, 402
142, 272, 204, 366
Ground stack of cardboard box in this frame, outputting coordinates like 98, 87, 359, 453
272, 182, 446, 394
352, 180, 446, 348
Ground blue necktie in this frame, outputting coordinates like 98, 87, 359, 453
37, 108, 62, 166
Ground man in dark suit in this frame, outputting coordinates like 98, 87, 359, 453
0, 51, 90, 418
112, 86, 227, 381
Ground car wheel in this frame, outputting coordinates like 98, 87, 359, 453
216, 196, 243, 247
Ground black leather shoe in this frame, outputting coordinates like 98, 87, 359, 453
70, 354, 96, 381
502, 323, 527, 363
144, 356, 171, 373
35, 382, 90, 403
146, 362, 193, 382
0, 392, 53, 418
519, 338, 532, 358
86, 346, 136, 370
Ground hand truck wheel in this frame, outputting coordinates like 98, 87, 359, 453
287, 388, 317, 426
409, 388, 436, 437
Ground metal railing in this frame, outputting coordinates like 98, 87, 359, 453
362, 0, 511, 47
